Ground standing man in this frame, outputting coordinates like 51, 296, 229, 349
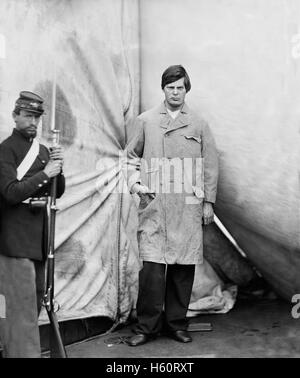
126, 65, 218, 346
0, 91, 65, 358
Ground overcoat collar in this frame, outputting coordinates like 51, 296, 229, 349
159, 102, 190, 132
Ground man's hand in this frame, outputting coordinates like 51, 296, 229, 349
131, 183, 156, 199
203, 202, 214, 225
50, 145, 64, 163
43, 160, 63, 178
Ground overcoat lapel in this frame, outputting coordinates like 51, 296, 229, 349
159, 103, 169, 129
160, 102, 191, 134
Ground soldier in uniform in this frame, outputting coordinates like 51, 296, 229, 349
126, 65, 219, 346
0, 91, 65, 358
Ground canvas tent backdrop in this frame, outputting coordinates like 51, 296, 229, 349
0, 0, 142, 325
140, 0, 300, 300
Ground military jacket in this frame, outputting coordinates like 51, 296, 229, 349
0, 129, 65, 260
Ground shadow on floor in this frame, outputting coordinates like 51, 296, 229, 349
60, 297, 300, 358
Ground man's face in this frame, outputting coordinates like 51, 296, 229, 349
13, 110, 41, 138
163, 77, 187, 110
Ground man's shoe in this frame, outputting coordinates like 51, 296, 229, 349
126, 333, 150, 347
169, 330, 192, 343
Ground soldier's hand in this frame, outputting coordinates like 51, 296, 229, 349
43, 160, 62, 178
131, 183, 156, 199
50, 145, 64, 163
203, 202, 214, 225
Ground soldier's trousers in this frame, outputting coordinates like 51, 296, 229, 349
0, 254, 45, 358
134, 261, 195, 335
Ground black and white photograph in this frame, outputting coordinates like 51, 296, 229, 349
0, 0, 299, 363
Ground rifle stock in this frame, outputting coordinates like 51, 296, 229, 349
43, 129, 67, 358
46, 308, 66, 358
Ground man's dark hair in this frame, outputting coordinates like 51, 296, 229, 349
12, 108, 21, 115
161, 65, 191, 92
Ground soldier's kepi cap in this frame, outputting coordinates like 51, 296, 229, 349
14, 91, 44, 115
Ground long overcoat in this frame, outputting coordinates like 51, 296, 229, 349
0, 128, 65, 261
126, 102, 218, 265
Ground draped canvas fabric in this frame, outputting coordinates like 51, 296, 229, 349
0, 0, 141, 324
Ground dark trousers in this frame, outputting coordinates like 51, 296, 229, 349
134, 262, 195, 335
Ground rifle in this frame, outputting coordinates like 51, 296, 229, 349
43, 129, 67, 358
